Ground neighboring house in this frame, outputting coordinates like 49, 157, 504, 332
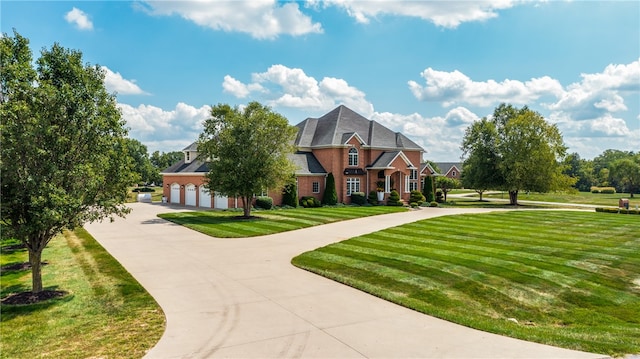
162, 105, 425, 206
435, 162, 463, 180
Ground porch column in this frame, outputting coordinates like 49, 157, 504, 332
385, 175, 390, 193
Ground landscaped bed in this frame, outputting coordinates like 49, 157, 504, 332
158, 206, 407, 238
0, 229, 165, 358
292, 211, 640, 357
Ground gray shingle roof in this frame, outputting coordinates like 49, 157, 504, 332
162, 159, 209, 174
290, 151, 326, 175
434, 162, 463, 175
183, 142, 198, 151
295, 105, 424, 151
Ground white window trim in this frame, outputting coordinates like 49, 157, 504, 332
346, 178, 360, 196
348, 147, 358, 167
312, 181, 320, 193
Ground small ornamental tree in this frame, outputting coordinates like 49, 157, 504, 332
323, 173, 338, 205
387, 190, 402, 206
198, 102, 297, 218
436, 177, 461, 203
422, 176, 435, 203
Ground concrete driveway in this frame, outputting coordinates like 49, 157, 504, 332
84, 203, 607, 359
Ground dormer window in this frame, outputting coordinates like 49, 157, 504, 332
186, 151, 191, 163
348, 147, 358, 167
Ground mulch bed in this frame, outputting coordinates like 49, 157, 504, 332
1, 290, 68, 305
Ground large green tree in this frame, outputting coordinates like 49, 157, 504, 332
610, 155, 640, 198
461, 118, 502, 201
124, 138, 155, 185
198, 102, 297, 218
1, 32, 136, 294
461, 104, 572, 205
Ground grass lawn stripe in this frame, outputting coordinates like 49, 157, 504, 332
292, 211, 640, 356
365, 230, 635, 292
158, 206, 406, 238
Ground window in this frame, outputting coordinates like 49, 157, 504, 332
312, 181, 320, 193
186, 151, 191, 162
409, 169, 418, 180
452, 170, 457, 177
346, 178, 360, 196
409, 182, 419, 191
348, 147, 358, 167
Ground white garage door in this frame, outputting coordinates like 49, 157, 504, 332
214, 192, 228, 209
199, 185, 211, 208
185, 184, 197, 206
170, 183, 181, 204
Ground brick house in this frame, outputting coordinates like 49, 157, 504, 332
435, 162, 463, 180
162, 105, 425, 207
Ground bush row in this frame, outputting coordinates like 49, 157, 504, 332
595, 207, 640, 215
132, 187, 156, 193
591, 187, 616, 194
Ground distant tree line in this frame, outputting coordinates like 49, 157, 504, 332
124, 137, 182, 186
563, 150, 639, 197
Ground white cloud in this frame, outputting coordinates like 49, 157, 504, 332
142, 0, 322, 39
223, 64, 373, 116
64, 7, 93, 31
102, 66, 147, 95
371, 107, 481, 160
118, 102, 210, 152
546, 59, 640, 119
318, 0, 516, 28
408, 68, 564, 107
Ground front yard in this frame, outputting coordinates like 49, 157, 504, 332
292, 211, 640, 357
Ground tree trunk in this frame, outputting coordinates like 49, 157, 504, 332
241, 196, 252, 218
443, 189, 448, 202
509, 190, 518, 205
477, 190, 484, 201
29, 248, 43, 293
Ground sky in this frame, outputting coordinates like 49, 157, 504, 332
2, 0, 639, 161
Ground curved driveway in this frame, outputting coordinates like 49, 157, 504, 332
84, 203, 607, 359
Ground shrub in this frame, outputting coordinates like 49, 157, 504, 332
429, 201, 438, 207
387, 190, 403, 206
422, 176, 435, 203
322, 173, 338, 205
350, 192, 366, 205
282, 183, 297, 207
595, 207, 640, 215
435, 190, 444, 203
132, 187, 155, 193
255, 196, 273, 210
368, 190, 378, 205
300, 196, 321, 208
410, 190, 425, 206
591, 186, 616, 194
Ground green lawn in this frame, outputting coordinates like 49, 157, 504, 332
158, 206, 407, 238
1, 229, 165, 358
292, 211, 640, 356
480, 191, 639, 207
126, 186, 164, 203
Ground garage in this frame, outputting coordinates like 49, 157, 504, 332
170, 183, 181, 204
214, 192, 228, 209
199, 185, 211, 208
185, 184, 197, 206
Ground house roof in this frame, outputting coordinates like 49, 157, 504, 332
435, 162, 463, 175
420, 162, 438, 175
369, 151, 416, 169
162, 159, 209, 174
183, 142, 198, 151
290, 151, 327, 175
295, 105, 424, 151
162, 151, 326, 176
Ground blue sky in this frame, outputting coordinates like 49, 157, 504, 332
3, 1, 639, 161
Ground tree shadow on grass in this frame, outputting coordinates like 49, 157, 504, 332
158, 214, 265, 227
